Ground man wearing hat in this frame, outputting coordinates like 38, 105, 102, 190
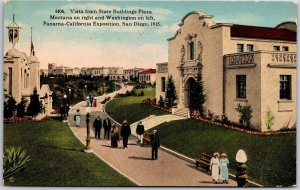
220, 153, 229, 184
120, 120, 131, 148
150, 129, 160, 160
93, 115, 102, 139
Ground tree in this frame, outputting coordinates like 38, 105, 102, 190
27, 88, 43, 117
165, 75, 177, 108
17, 97, 27, 117
107, 81, 116, 93
4, 96, 17, 118
189, 72, 206, 116
265, 106, 275, 130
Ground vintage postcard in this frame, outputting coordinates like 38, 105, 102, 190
2, 0, 297, 187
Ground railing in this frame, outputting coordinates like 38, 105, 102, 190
224, 51, 296, 67
271, 52, 296, 64
226, 53, 254, 66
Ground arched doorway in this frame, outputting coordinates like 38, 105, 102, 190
184, 77, 198, 108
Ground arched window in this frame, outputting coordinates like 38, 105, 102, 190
189, 41, 195, 60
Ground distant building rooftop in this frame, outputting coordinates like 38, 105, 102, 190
230, 24, 296, 42
139, 69, 156, 74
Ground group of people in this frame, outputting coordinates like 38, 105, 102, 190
210, 152, 230, 184
136, 121, 160, 160
93, 115, 112, 140
86, 94, 97, 107
73, 110, 160, 160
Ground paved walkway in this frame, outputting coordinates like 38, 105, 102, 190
67, 84, 237, 186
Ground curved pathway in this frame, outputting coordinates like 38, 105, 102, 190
67, 83, 237, 187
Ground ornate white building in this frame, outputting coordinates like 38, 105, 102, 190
156, 11, 296, 131
4, 48, 53, 115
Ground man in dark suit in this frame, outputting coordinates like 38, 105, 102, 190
150, 129, 160, 160
93, 115, 102, 139
120, 120, 131, 148
103, 118, 112, 140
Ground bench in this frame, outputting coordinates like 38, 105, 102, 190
195, 153, 212, 172
142, 132, 151, 146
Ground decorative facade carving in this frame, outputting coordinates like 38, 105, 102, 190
271, 53, 296, 64
197, 41, 203, 64
228, 53, 254, 65
157, 63, 168, 73
180, 45, 185, 65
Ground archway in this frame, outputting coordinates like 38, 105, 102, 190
184, 77, 198, 109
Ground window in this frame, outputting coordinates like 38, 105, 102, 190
237, 44, 244, 53
247, 44, 253, 52
189, 41, 195, 60
273, 46, 280, 51
282, 46, 289, 51
236, 75, 246, 99
161, 77, 166, 92
8, 68, 12, 95
280, 75, 291, 100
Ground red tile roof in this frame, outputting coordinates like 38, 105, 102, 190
231, 24, 296, 42
139, 69, 156, 74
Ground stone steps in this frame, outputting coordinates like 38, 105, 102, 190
131, 114, 185, 136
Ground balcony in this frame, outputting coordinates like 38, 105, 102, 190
224, 51, 296, 69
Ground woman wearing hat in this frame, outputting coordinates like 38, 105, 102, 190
210, 152, 220, 184
220, 153, 229, 184
110, 124, 119, 148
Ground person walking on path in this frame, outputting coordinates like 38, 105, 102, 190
136, 121, 145, 144
120, 120, 131, 149
93, 115, 102, 139
210, 152, 220, 184
150, 129, 160, 160
74, 109, 81, 127
220, 153, 229, 184
110, 124, 119, 148
104, 118, 112, 140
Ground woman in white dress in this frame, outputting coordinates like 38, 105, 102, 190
210, 152, 220, 184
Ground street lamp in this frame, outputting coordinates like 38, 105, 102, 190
84, 112, 92, 153
68, 88, 72, 104
235, 149, 248, 187
62, 94, 68, 122
103, 83, 106, 95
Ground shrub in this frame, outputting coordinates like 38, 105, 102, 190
4, 96, 17, 118
17, 97, 27, 117
212, 115, 220, 122
220, 113, 229, 124
207, 109, 214, 120
27, 88, 43, 117
235, 103, 253, 127
265, 106, 275, 130
140, 90, 145, 96
3, 147, 30, 181
158, 96, 164, 107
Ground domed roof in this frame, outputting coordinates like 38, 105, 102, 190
28, 54, 38, 62
5, 48, 28, 60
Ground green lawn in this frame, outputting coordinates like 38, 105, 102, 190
4, 120, 136, 186
105, 88, 168, 124
153, 119, 296, 187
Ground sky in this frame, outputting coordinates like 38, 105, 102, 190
3, 1, 297, 69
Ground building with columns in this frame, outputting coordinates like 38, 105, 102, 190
4, 48, 53, 115
156, 11, 296, 131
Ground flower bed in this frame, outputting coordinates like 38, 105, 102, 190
191, 113, 295, 136
4, 116, 32, 123
142, 97, 172, 113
